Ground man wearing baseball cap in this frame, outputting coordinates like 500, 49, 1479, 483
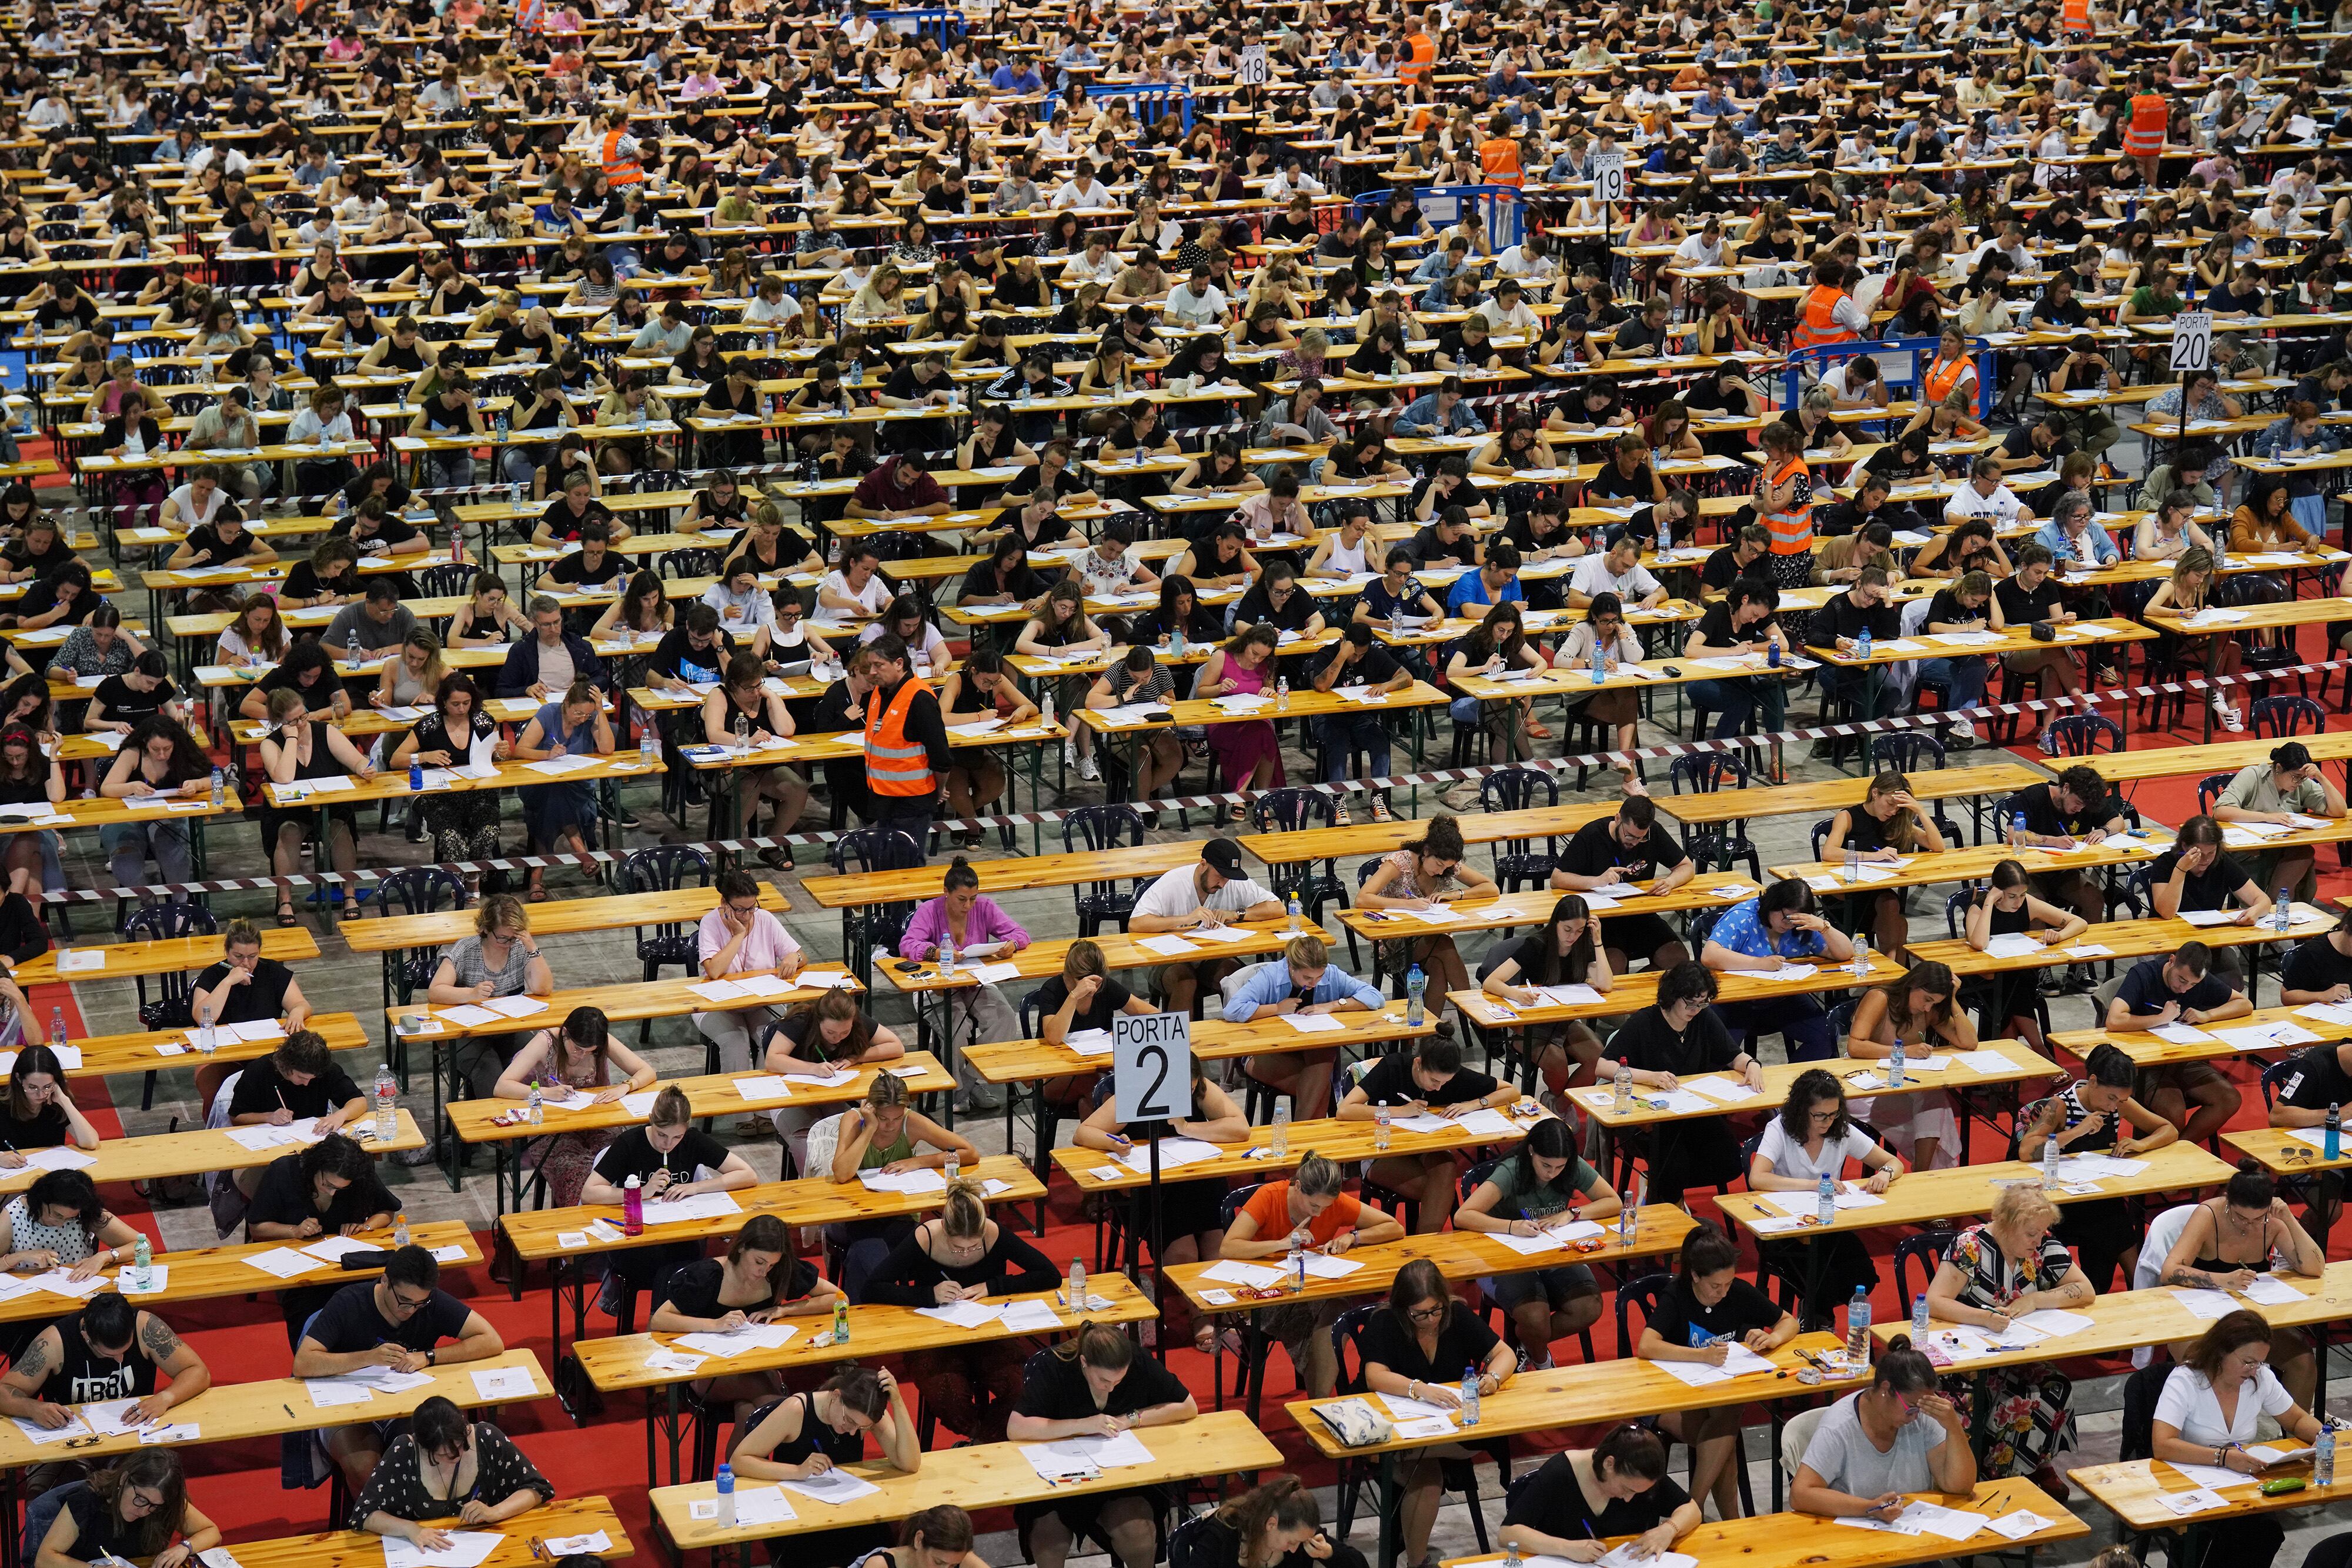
1128, 838, 1285, 1014
2214, 741, 2347, 902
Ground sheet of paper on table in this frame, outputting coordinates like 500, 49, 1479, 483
780, 1467, 886, 1505
381, 1532, 506, 1568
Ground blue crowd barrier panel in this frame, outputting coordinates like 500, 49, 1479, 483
1351, 183, 1525, 249
865, 7, 960, 42
1085, 83, 1191, 133
1780, 336, 1995, 422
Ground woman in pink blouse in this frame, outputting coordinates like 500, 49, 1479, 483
900, 857, 1031, 1115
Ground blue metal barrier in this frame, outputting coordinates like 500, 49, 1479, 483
1779, 336, 1996, 420
1085, 82, 1191, 133
1351, 183, 1525, 248
863, 7, 959, 43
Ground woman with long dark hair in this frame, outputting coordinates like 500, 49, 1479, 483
351, 1396, 552, 1542
652, 1213, 839, 1422
1479, 894, 1612, 1094
32, 1450, 218, 1568
1747, 1068, 1902, 1322
1454, 1116, 1619, 1365
1500, 1423, 1705, 1551
1633, 1223, 1798, 1519
1965, 858, 2087, 1048
1844, 959, 1971, 1172
491, 1006, 654, 1206
1169, 1476, 1368, 1568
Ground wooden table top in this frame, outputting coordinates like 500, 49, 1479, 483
1656, 762, 2044, 827
1165, 1204, 1696, 1318
342, 883, 790, 953
222, 1499, 632, 1568
964, 1001, 1432, 1088
387, 967, 862, 1039
1451, 951, 1910, 1028
2052, 999, 2347, 1070
0, 1111, 421, 1195
1338, 879, 1762, 941
2073, 1456, 2352, 1532
647, 1409, 1281, 1550
577, 1275, 1154, 1395
799, 841, 1207, 910
1771, 830, 2180, 894
16, 927, 320, 985
0, 1345, 547, 1468
1441, 1480, 2087, 1568
2225, 1126, 2352, 1178
499, 1154, 1045, 1263
1566, 1036, 2058, 1131
52, 1011, 369, 1082
1910, 906, 2336, 979
875, 921, 1308, 996
1716, 1141, 2236, 1241
1075, 680, 1447, 736
2146, 599, 2350, 635
2076, 731, 2352, 786
1240, 801, 1618, 866
265, 751, 661, 810
449, 1055, 954, 1146
0, 1219, 480, 1327
1051, 1103, 1553, 1196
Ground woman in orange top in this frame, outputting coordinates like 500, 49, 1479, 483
1478, 113, 1525, 187
1920, 327, 1978, 410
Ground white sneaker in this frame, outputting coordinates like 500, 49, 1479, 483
2216, 699, 2246, 732
1077, 755, 1101, 781
1061, 741, 1075, 768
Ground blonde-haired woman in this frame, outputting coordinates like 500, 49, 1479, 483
1924, 1183, 2093, 1486
846, 263, 908, 324
830, 1071, 977, 1296
372, 628, 446, 711
2144, 547, 2245, 732
1824, 771, 1945, 958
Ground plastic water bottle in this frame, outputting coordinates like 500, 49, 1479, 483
409, 757, 423, 791
1846, 841, 1860, 881
1912, 1290, 1930, 1342
1171, 624, 1187, 657
1852, 931, 1871, 977
2043, 1125, 2062, 1185
48, 1009, 64, 1054
1389, 607, 1404, 640
1459, 1366, 1482, 1426
493, 408, 509, 439
622, 1174, 643, 1235
373, 1065, 396, 1141
1618, 1198, 1635, 1249
1847, 1286, 1871, 1366
392, 1211, 410, 1248
2010, 810, 2028, 850
1504, 1543, 1522, 1568
1039, 692, 1055, 729
1406, 964, 1426, 1027
715, 1462, 736, 1529
1287, 891, 1304, 932
1275, 675, 1289, 709
195, 1004, 215, 1054
130, 1235, 151, 1290
944, 1148, 959, 1185
1616, 1061, 1633, 1109
849, 360, 864, 387
2328, 1102, 2341, 1161
1375, 1102, 1391, 1151
939, 932, 957, 975
346, 628, 360, 667
1068, 1255, 1087, 1310
527, 1081, 543, 1125
1818, 1172, 1836, 1226
1589, 642, 1604, 685
209, 767, 223, 807
833, 1295, 849, 1342
1888, 1035, 1905, 1089
1657, 516, 1671, 557
2320, 1423, 2337, 1489
2277, 888, 2293, 932
1767, 638, 1781, 669
1288, 1236, 1306, 1292
1857, 624, 1873, 660
634, 403, 647, 431
1271, 1101, 1289, 1157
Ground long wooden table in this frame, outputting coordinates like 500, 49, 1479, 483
220, 1499, 632, 1568
2075, 730, 2352, 787
1049, 1102, 1552, 1198
1237, 801, 1619, 870
17, 926, 318, 985
16, 1012, 365, 1112
0, 1218, 480, 1324
1658, 761, 2046, 847
1337, 878, 1763, 945
2073, 1455, 2352, 1544
1911, 906, 2337, 987
1769, 829, 2181, 895
0, 1110, 421, 1195
798, 841, 1208, 908
2052, 996, 2351, 1071
448, 1055, 955, 1215
579, 1273, 1154, 1486
646, 1409, 1282, 1557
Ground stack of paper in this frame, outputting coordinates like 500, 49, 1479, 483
676, 1323, 799, 1358
857, 1166, 949, 1195
780, 1467, 884, 1506
382, 1531, 505, 1568
1647, 1342, 1776, 1386
642, 1191, 744, 1223
1021, 1430, 1154, 1480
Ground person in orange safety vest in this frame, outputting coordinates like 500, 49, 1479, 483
1790, 258, 1869, 352
862, 633, 947, 848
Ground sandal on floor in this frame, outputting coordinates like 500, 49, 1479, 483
1193, 1320, 1217, 1353
527, 885, 550, 902
275, 902, 297, 927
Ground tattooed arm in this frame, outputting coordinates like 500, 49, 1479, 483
136, 1312, 209, 1422
2160, 1205, 2258, 1293
0, 1327, 72, 1426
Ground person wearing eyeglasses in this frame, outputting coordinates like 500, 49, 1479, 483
1790, 1336, 1975, 1521
292, 1246, 507, 1493
28, 1449, 218, 1568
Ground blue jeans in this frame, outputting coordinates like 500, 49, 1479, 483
1314, 712, 1391, 783
1919, 656, 1990, 710
1685, 676, 1786, 738
1713, 998, 1836, 1061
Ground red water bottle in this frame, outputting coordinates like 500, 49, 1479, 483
622, 1174, 643, 1237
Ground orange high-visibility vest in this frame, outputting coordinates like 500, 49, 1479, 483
1789, 284, 1858, 350
2062, 0, 2091, 29
864, 677, 937, 798
601, 128, 643, 186
2125, 92, 2169, 155
1924, 354, 1970, 404
1402, 31, 1435, 84
1478, 136, 1524, 188
517, 0, 544, 30
1759, 455, 1814, 554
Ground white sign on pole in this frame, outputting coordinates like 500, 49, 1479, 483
1113, 1011, 1194, 1124
1589, 151, 1627, 204
2171, 310, 2213, 373
1237, 45, 1269, 85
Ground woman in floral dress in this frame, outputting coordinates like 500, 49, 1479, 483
492, 1006, 656, 1206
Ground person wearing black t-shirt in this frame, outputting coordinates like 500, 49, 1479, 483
1500, 1426, 1702, 1562
1817, 567, 1902, 720
582, 1086, 759, 1298
2283, 913, 2352, 1006
1993, 543, 2086, 697
226, 1031, 360, 1129
649, 1213, 834, 1409
543, 520, 627, 606
189, 921, 312, 1129
2106, 945, 2251, 1146
1008, 1325, 1197, 1568
88, 654, 179, 732
0, 518, 76, 583
1549, 797, 1695, 972
0, 1045, 98, 1156
1605, 964, 1759, 1205
1700, 526, 1770, 592
1339, 1037, 1514, 1234
1354, 1259, 1519, 1567
246, 1131, 400, 1342
2149, 816, 2270, 991
331, 503, 425, 559
292, 1246, 503, 1487
2003, 764, 2132, 924
1230, 561, 1324, 636
1411, 511, 1482, 570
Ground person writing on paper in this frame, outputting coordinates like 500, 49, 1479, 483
861, 1178, 1058, 1444
2213, 741, 2343, 905
225, 1032, 365, 1194
2019, 1044, 2178, 1295
899, 857, 1029, 1115
1074, 1052, 1246, 1355
1700, 882, 1853, 1062
1168, 1475, 1367, 1568
731, 1366, 920, 1563
255, 687, 375, 928
2106, 944, 2251, 1147
2283, 907, 2352, 1009
245, 1134, 397, 1332
1358, 818, 1499, 1044
1338, 1035, 1519, 1235
864, 1507, 990, 1568
1790, 1337, 1975, 1520
1965, 860, 2088, 1051
30, 1450, 218, 1568
1358, 1258, 1518, 1566
352, 1395, 553, 1544
1218, 1154, 1405, 1396
1843, 960, 1970, 1173
693, 867, 808, 1075
1549, 797, 1699, 978
192, 921, 315, 1117
0, 1290, 210, 1463
0, 1172, 140, 1289
1603, 963, 1762, 1207
492, 1007, 654, 1208
390, 675, 510, 874
828, 1072, 977, 1298
761, 990, 905, 1169
1008, 1323, 1198, 1568
1747, 1071, 1900, 1326
1499, 1424, 1703, 1560
701, 654, 809, 850
2149, 815, 2274, 991
654, 1213, 839, 1422
1230, 934, 1384, 1133
1634, 1223, 1798, 1520
427, 896, 557, 1101
1454, 1116, 1619, 1370
1479, 894, 1612, 1098
2157, 1164, 2324, 1409
513, 680, 614, 904
2152, 1310, 2330, 1568
1129, 838, 1285, 1017
1923, 1185, 2090, 1490
1826, 773, 1946, 964
582, 1086, 760, 1308
0, 1047, 99, 1164
294, 1246, 506, 1490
